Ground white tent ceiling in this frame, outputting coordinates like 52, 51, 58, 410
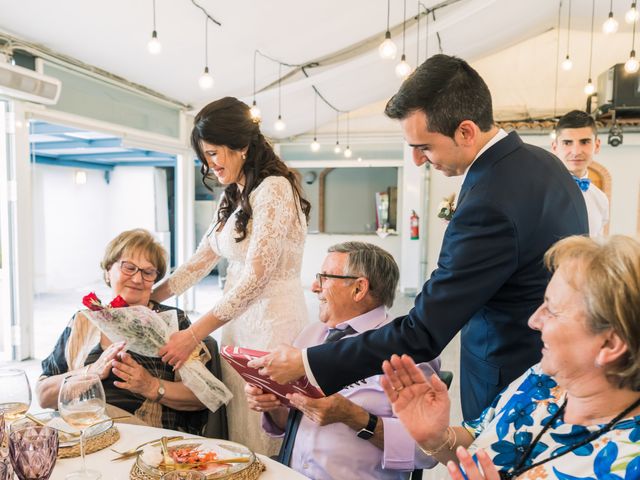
0, 0, 637, 139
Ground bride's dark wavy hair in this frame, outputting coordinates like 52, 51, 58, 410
191, 97, 311, 242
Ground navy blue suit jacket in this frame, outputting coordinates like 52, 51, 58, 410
307, 132, 589, 420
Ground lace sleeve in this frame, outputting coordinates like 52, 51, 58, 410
167, 217, 221, 297
211, 176, 302, 322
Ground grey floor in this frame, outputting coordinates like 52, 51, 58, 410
13, 275, 460, 479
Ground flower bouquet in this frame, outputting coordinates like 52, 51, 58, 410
81, 293, 232, 411
437, 193, 457, 222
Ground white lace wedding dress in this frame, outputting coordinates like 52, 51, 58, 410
167, 176, 308, 455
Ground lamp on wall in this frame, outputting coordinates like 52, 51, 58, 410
603, 0, 619, 33
395, 0, 412, 79
310, 92, 320, 152
379, 0, 397, 59
74, 170, 87, 185
250, 51, 261, 121
147, 0, 162, 55
274, 63, 286, 131
584, 0, 596, 95
198, 15, 214, 90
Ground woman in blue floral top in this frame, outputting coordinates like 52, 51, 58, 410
381, 235, 640, 479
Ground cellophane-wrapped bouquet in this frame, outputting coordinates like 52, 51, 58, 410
81, 292, 232, 411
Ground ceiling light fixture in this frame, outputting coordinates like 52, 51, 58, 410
250, 51, 261, 121
603, 0, 619, 33
561, 0, 573, 71
379, 0, 397, 59
310, 92, 320, 152
395, 0, 412, 78
584, 0, 596, 95
334, 111, 341, 154
626, 14, 640, 73
551, 0, 561, 140
626, 2, 639, 23
274, 63, 286, 131
147, 0, 162, 55
198, 15, 214, 90
344, 112, 352, 158
415, 0, 420, 66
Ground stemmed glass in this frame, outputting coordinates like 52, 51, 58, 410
9, 425, 58, 480
0, 369, 32, 422
58, 373, 105, 480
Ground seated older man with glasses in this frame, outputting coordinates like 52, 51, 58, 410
245, 241, 441, 480
37, 229, 210, 434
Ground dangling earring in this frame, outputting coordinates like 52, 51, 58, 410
242, 152, 247, 160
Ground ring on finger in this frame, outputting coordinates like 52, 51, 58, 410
394, 385, 404, 392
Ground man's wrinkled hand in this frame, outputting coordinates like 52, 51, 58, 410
287, 393, 349, 426
247, 344, 305, 384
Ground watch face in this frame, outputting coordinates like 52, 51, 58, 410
356, 428, 374, 439
158, 387, 166, 395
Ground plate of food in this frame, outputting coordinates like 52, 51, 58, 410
11, 411, 113, 448
135, 438, 257, 479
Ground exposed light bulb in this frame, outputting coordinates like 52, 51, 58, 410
344, 146, 353, 158
395, 54, 412, 79
147, 31, 162, 55
334, 141, 342, 154
357, 157, 363, 163
626, 3, 639, 23
584, 79, 595, 95
603, 12, 619, 33
549, 131, 557, 141
379, 31, 397, 60
625, 51, 640, 73
198, 67, 214, 90
561, 55, 573, 71
250, 101, 261, 121
274, 115, 286, 131
310, 138, 320, 152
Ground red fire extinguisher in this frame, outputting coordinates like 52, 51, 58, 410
410, 210, 419, 240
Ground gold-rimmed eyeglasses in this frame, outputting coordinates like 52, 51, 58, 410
315, 273, 358, 288
119, 261, 159, 282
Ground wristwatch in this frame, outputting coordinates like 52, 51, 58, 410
356, 413, 378, 439
155, 378, 166, 402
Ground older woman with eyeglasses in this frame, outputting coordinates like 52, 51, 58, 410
382, 235, 640, 479
36, 229, 210, 433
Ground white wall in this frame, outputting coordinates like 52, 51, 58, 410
33, 164, 166, 293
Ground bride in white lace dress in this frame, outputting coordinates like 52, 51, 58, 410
153, 97, 310, 454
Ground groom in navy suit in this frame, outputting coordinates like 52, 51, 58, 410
252, 54, 589, 420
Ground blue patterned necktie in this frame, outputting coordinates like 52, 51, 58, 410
572, 175, 591, 192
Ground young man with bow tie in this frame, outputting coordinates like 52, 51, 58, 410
552, 110, 609, 237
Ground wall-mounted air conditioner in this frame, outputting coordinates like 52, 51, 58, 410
0, 61, 61, 105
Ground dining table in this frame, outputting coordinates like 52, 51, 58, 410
49, 423, 308, 480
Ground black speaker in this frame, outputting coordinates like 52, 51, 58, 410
597, 64, 640, 116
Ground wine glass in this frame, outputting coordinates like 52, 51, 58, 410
9, 425, 58, 480
58, 373, 105, 480
0, 369, 32, 423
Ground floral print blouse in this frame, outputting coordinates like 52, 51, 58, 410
463, 364, 640, 479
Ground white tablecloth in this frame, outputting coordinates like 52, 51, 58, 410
50, 423, 308, 480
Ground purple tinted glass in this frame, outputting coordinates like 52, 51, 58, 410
9, 426, 58, 480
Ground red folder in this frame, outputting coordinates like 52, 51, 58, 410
220, 345, 324, 407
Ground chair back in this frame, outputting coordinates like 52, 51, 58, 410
202, 336, 229, 440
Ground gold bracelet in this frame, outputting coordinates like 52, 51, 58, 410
418, 426, 456, 456
188, 327, 200, 347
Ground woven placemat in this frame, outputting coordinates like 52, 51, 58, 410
58, 425, 120, 459
129, 458, 265, 480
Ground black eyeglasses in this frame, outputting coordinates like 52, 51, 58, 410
119, 261, 159, 282
315, 273, 359, 288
